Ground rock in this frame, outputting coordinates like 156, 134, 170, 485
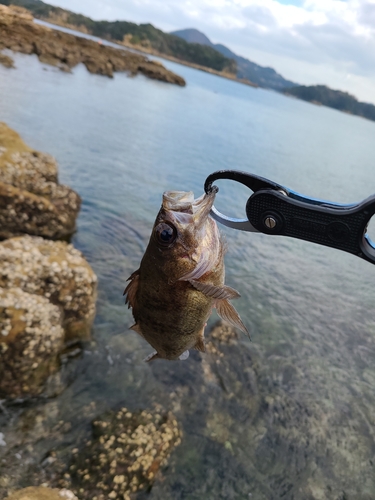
0, 235, 97, 397
6, 486, 78, 500
0, 123, 81, 240
0, 287, 64, 398
0, 5, 185, 86
0, 235, 97, 342
57, 407, 182, 499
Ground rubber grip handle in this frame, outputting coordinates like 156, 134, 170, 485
246, 190, 375, 264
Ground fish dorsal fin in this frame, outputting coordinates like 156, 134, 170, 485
123, 269, 140, 310
189, 280, 241, 300
216, 299, 250, 339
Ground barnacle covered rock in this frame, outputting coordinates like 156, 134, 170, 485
60, 407, 182, 499
6, 486, 78, 500
0, 235, 97, 341
0, 122, 81, 240
0, 287, 64, 398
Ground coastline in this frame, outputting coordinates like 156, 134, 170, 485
0, 5, 186, 86
33, 15, 258, 88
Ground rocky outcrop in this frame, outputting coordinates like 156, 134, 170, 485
0, 287, 64, 398
56, 406, 182, 499
0, 236, 97, 398
6, 487, 78, 500
0, 236, 97, 339
0, 5, 185, 85
0, 123, 81, 240
0, 123, 97, 398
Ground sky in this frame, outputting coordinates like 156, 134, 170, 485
46, 0, 375, 103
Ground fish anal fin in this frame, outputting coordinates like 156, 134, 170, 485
144, 351, 160, 363
216, 299, 250, 339
193, 325, 206, 352
130, 323, 143, 337
189, 280, 240, 301
194, 336, 205, 352
124, 269, 140, 310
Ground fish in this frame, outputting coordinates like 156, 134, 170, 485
124, 189, 249, 362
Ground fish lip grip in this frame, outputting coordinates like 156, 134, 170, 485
204, 169, 375, 265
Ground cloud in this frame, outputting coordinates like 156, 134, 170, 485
358, 1, 375, 28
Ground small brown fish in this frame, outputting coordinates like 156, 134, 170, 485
124, 189, 249, 361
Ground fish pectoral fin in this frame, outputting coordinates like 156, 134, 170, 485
123, 269, 140, 310
178, 251, 214, 281
216, 299, 250, 339
144, 350, 160, 362
189, 280, 241, 300
130, 323, 143, 337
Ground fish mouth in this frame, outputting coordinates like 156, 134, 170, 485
162, 190, 216, 228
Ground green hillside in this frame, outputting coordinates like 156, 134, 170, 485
0, 0, 237, 74
283, 85, 375, 122
172, 28, 297, 90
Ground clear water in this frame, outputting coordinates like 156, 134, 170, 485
1, 49, 375, 499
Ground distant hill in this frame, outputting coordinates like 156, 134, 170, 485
172, 28, 297, 90
283, 85, 375, 122
0, 0, 237, 74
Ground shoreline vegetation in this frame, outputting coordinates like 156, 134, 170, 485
283, 85, 375, 123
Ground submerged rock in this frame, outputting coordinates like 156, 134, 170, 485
0, 5, 185, 85
0, 235, 97, 342
57, 407, 182, 499
0, 287, 64, 398
0, 123, 81, 240
6, 487, 78, 500
0, 51, 14, 68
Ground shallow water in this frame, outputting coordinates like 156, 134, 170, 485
0, 47, 375, 499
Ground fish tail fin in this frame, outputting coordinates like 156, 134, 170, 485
216, 299, 250, 340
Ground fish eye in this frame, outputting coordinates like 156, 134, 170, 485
154, 223, 177, 247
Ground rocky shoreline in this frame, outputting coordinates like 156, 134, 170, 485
0, 5, 185, 86
0, 123, 97, 399
0, 123, 81, 240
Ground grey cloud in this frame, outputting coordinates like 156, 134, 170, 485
200, 5, 375, 79
241, 5, 278, 28
358, 1, 375, 29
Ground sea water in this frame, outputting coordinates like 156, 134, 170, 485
0, 45, 375, 499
